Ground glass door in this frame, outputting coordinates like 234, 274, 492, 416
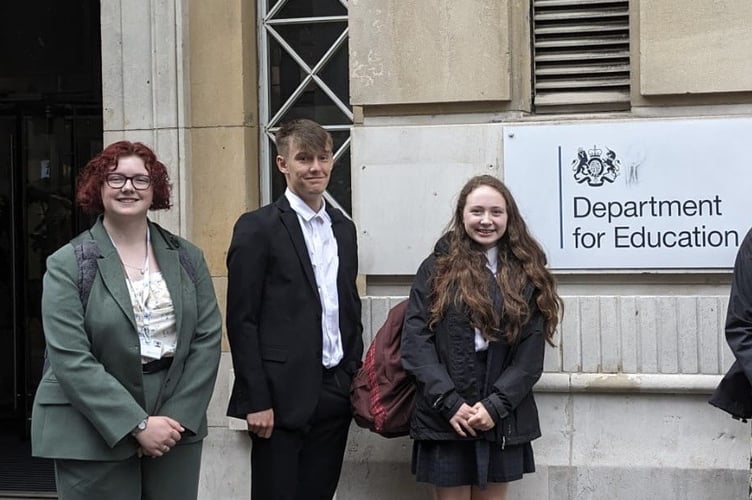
0, 108, 101, 494
0, 116, 18, 418
0, 108, 101, 426
22, 114, 77, 407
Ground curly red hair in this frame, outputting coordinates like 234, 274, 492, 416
76, 141, 172, 213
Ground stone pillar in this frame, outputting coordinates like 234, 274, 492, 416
187, 0, 258, 497
100, 0, 189, 234
101, 1, 259, 497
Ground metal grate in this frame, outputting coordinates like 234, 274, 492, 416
0, 431, 56, 495
259, 0, 353, 215
532, 0, 631, 113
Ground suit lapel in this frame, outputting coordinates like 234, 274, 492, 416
90, 219, 185, 339
150, 222, 183, 342
328, 207, 347, 245
276, 197, 320, 301
89, 220, 138, 332
327, 204, 349, 261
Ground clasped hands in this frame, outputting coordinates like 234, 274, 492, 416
449, 402, 495, 437
134, 416, 184, 458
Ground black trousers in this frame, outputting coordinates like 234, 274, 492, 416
250, 366, 353, 500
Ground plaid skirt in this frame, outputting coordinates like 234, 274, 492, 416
411, 350, 535, 488
411, 439, 534, 488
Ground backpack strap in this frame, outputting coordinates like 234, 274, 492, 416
178, 248, 197, 284
43, 234, 99, 376
151, 222, 197, 284
74, 238, 101, 309
73, 223, 198, 311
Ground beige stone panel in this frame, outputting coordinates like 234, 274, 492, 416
190, 126, 258, 275
120, 0, 156, 130
509, 0, 532, 112
101, 1, 125, 131
362, 101, 514, 118
149, 128, 182, 233
206, 352, 232, 427
101, 0, 185, 132
198, 427, 251, 500
189, 0, 257, 128
639, 0, 752, 95
213, 276, 229, 352
349, 0, 511, 105
151, 0, 180, 130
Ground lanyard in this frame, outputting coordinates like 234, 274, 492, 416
110, 228, 152, 315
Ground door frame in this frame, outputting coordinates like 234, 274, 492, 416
0, 103, 102, 431
0, 113, 22, 422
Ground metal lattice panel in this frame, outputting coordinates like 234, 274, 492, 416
259, 0, 353, 214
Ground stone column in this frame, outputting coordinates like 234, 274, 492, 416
101, 0, 189, 234
101, 1, 259, 497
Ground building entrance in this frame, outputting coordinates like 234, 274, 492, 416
0, 105, 102, 496
0, 1, 102, 495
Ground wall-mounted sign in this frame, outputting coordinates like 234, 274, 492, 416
503, 118, 752, 270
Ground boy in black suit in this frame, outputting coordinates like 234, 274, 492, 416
226, 119, 363, 500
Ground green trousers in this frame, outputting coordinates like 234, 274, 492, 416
54, 370, 204, 500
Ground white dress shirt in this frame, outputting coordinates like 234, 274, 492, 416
285, 189, 343, 368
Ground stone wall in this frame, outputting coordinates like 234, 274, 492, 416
198, 295, 749, 499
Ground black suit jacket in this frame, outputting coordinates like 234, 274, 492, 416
710, 227, 752, 420
226, 196, 363, 429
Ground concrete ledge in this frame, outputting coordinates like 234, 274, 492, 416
537, 373, 722, 395
223, 369, 725, 431
537, 464, 747, 500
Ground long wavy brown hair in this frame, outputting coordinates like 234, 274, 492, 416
428, 175, 562, 345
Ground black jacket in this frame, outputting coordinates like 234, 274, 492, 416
401, 240, 546, 446
710, 227, 752, 420
225, 196, 364, 429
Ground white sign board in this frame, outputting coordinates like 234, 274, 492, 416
503, 118, 752, 270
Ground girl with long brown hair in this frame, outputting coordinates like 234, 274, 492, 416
402, 174, 561, 500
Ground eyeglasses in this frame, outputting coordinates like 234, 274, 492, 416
105, 174, 152, 190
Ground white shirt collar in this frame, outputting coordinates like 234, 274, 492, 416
485, 246, 499, 274
285, 188, 329, 223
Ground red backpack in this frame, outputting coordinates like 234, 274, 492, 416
350, 299, 416, 438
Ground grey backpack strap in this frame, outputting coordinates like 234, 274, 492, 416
43, 235, 100, 376
152, 223, 197, 284
74, 238, 101, 309
73, 224, 197, 311
177, 248, 197, 284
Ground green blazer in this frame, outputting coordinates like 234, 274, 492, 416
31, 217, 222, 461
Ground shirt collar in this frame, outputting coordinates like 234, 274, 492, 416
485, 246, 499, 273
285, 188, 330, 223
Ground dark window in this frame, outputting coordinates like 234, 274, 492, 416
261, 0, 352, 214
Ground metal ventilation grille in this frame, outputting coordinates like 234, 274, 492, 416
533, 0, 630, 112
